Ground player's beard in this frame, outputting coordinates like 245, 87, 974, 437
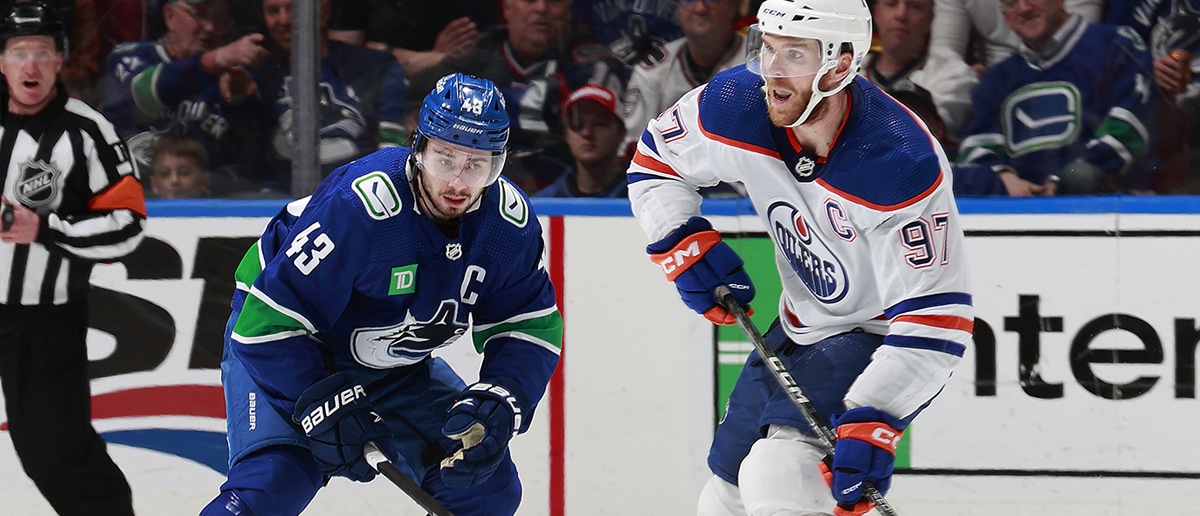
415, 171, 480, 223
764, 73, 835, 127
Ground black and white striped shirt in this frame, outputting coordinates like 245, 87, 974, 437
1, 88, 145, 306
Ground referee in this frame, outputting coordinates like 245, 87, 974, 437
0, 2, 144, 515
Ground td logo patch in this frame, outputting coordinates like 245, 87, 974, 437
389, 264, 417, 295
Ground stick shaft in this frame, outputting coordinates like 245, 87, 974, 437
365, 442, 455, 516
715, 286, 899, 516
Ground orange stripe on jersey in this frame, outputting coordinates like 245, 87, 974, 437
632, 150, 681, 178
87, 175, 147, 217
893, 314, 975, 333
816, 170, 943, 212
697, 116, 780, 158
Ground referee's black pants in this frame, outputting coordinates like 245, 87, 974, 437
0, 299, 135, 515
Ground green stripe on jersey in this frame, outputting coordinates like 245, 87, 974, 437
233, 292, 308, 341
131, 65, 169, 117
472, 310, 563, 354
234, 241, 265, 286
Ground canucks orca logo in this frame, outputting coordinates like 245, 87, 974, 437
767, 201, 849, 303
16, 159, 60, 207
1003, 82, 1081, 157
274, 77, 369, 166
351, 300, 469, 368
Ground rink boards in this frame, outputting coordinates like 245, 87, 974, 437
1, 196, 1197, 515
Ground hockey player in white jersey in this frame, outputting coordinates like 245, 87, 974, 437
627, 0, 974, 514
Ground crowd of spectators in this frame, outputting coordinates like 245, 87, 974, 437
27, 0, 1200, 199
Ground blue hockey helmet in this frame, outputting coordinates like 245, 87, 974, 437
414, 73, 509, 188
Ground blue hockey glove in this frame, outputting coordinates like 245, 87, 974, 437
440, 382, 523, 488
646, 216, 755, 325
821, 407, 906, 513
293, 373, 394, 482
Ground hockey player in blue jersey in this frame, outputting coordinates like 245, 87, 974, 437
627, 0, 973, 514
955, 0, 1157, 196
199, 73, 562, 516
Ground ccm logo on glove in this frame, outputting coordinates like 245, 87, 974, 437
837, 422, 901, 452
651, 230, 720, 280
300, 384, 367, 433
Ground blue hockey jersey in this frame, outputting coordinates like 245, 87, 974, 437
957, 16, 1156, 186
228, 147, 561, 430
101, 40, 264, 175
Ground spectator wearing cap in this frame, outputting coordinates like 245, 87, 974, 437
622, 0, 745, 159
418, 0, 629, 193
861, 0, 977, 150
536, 85, 629, 198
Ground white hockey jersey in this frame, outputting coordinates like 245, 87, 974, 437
628, 69, 973, 418
621, 34, 746, 155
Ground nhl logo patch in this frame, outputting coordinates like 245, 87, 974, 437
794, 157, 816, 178
445, 243, 462, 261
16, 160, 60, 207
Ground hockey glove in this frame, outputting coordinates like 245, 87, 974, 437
647, 216, 755, 325
293, 373, 394, 482
440, 382, 523, 488
820, 407, 905, 514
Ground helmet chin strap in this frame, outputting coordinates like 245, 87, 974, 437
785, 61, 839, 128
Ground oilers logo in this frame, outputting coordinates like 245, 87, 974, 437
351, 299, 469, 368
767, 201, 849, 303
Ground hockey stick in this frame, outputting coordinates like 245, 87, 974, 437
364, 442, 455, 516
714, 286, 900, 516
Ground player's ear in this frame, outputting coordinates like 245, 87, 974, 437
833, 47, 855, 78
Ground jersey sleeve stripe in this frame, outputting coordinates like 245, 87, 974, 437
884, 292, 973, 319
883, 334, 967, 356
815, 169, 944, 211
640, 130, 660, 155
630, 149, 682, 179
892, 314, 975, 332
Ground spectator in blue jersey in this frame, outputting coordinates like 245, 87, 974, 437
326, 0, 499, 77
954, 0, 1157, 196
537, 85, 630, 198
102, 0, 270, 193
420, 0, 629, 194
199, 72, 561, 516
255, 0, 409, 192
1103, 0, 1200, 192
572, 0, 684, 66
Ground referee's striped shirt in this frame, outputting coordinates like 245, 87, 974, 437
0, 88, 146, 307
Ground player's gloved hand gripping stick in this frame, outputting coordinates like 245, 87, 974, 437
364, 442, 455, 516
648, 217, 755, 325
715, 286, 901, 516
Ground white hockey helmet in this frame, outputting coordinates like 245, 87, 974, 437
747, 0, 873, 125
